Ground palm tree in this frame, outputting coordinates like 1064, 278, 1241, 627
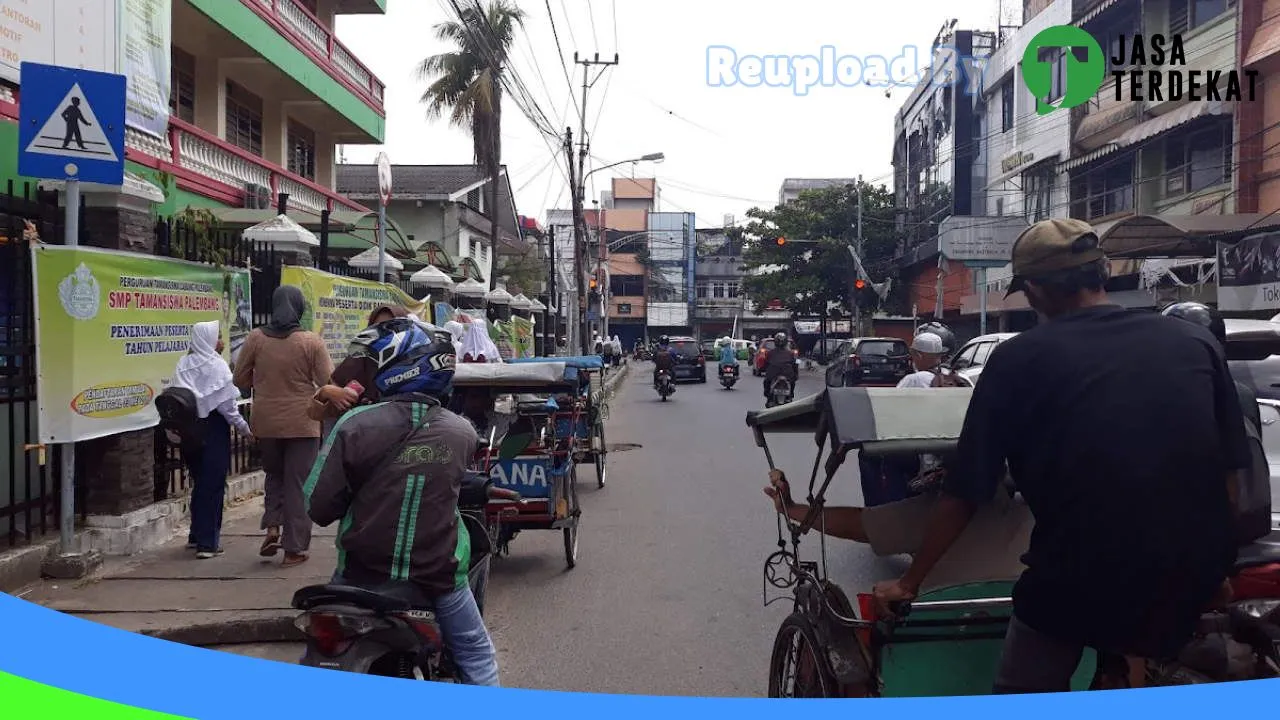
418, 0, 526, 289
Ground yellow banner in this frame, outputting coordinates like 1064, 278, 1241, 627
280, 266, 428, 365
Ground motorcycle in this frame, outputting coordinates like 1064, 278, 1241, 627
655, 370, 675, 401
765, 375, 794, 408
719, 363, 740, 390
291, 471, 522, 681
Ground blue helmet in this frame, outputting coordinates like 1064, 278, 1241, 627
348, 318, 456, 398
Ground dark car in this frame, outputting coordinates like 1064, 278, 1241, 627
669, 337, 707, 383
700, 341, 718, 361
811, 338, 846, 365
824, 337, 912, 387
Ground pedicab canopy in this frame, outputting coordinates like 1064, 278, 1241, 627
746, 387, 974, 457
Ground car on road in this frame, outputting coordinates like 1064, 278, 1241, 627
669, 336, 707, 383
1223, 319, 1280, 525
948, 333, 1019, 385
700, 340, 718, 361
824, 337, 912, 387
810, 338, 846, 365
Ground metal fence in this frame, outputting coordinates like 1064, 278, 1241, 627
151, 218, 271, 501
0, 182, 75, 549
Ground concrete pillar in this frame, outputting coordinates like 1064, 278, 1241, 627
194, 54, 224, 135
314, 130, 336, 188
262, 101, 286, 167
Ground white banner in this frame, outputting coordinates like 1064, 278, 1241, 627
0, 0, 118, 83
122, 0, 171, 137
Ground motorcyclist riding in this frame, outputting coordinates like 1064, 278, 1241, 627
652, 335, 678, 390
303, 317, 500, 686
915, 321, 958, 359
762, 332, 798, 401
718, 336, 738, 368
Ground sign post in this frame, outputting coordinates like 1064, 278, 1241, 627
376, 152, 392, 283
937, 216, 1028, 338
18, 62, 127, 557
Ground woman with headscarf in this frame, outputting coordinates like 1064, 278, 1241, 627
307, 305, 410, 423
173, 321, 252, 559
460, 319, 501, 363
234, 285, 333, 568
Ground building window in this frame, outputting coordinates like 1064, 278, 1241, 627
727, 282, 740, 298
712, 283, 727, 299
1163, 121, 1232, 197
1036, 48, 1066, 105
286, 121, 316, 180
170, 47, 196, 124
1001, 79, 1015, 132
610, 275, 644, 296
1170, 0, 1230, 34
470, 240, 479, 259
617, 303, 632, 315
1095, 5, 1140, 74
1023, 165, 1055, 223
696, 282, 710, 300
480, 244, 489, 265
224, 82, 263, 156
1071, 154, 1136, 220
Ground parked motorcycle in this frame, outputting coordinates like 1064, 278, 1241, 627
291, 472, 521, 681
765, 376, 794, 408
719, 363, 739, 390
655, 370, 675, 401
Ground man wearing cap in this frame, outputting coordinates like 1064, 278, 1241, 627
871, 218, 1248, 692
897, 332, 961, 389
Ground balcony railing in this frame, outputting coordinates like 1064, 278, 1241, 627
125, 119, 366, 215
243, 0, 386, 113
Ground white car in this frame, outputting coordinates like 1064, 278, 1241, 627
948, 333, 1019, 385
1224, 318, 1280, 527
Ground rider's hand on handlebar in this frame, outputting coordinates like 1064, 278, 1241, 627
872, 578, 918, 620
764, 469, 795, 514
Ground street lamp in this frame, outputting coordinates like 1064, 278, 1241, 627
583, 152, 665, 186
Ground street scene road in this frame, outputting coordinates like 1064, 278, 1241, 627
481, 365, 898, 697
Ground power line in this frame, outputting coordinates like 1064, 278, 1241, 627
543, 0, 580, 117
585, 0, 600, 50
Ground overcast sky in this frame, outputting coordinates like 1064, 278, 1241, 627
336, 0, 1014, 229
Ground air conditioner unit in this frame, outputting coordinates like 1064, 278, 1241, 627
244, 183, 271, 210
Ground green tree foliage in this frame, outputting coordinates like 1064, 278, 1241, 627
417, 0, 526, 288
739, 181, 901, 317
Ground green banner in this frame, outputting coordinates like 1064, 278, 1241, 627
280, 266, 429, 366
31, 244, 251, 444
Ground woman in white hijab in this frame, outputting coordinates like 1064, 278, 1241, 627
173, 321, 252, 559
461, 319, 502, 363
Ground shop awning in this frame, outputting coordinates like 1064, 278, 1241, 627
1114, 100, 1233, 148
1059, 143, 1121, 172
1245, 11, 1280, 68
347, 246, 404, 271
1073, 0, 1119, 27
1098, 214, 1280, 258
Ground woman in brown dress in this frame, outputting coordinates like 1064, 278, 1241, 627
233, 286, 332, 567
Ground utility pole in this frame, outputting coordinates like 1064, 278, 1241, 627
565, 127, 587, 354
547, 224, 558, 354
571, 51, 619, 354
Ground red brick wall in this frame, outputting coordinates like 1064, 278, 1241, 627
905, 261, 973, 318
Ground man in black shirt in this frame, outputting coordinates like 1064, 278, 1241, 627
872, 218, 1249, 693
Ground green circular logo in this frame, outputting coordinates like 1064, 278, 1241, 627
1021, 25, 1106, 115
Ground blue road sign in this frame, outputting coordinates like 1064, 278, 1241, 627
18, 62, 127, 186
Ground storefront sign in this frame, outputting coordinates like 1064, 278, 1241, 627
280, 266, 428, 366
31, 244, 251, 443
938, 215, 1029, 265
1218, 232, 1280, 312
122, 0, 171, 137
0, 0, 117, 84
1000, 150, 1035, 174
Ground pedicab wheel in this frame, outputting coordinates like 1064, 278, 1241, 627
768, 613, 839, 698
563, 525, 578, 569
594, 422, 607, 489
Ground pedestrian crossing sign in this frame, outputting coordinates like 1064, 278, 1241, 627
18, 62, 127, 186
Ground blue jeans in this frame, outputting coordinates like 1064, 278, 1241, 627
184, 413, 230, 552
331, 572, 500, 687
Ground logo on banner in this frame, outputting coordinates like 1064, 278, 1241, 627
58, 263, 101, 320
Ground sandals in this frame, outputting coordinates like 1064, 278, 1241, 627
259, 533, 282, 557
281, 552, 309, 568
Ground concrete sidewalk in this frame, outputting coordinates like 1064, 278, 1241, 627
21, 363, 632, 649
21, 498, 331, 645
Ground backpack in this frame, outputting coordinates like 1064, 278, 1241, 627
155, 386, 204, 450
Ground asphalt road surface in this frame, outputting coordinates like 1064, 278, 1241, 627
481, 363, 907, 697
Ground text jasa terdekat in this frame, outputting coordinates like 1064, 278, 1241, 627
1111, 35, 1258, 103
